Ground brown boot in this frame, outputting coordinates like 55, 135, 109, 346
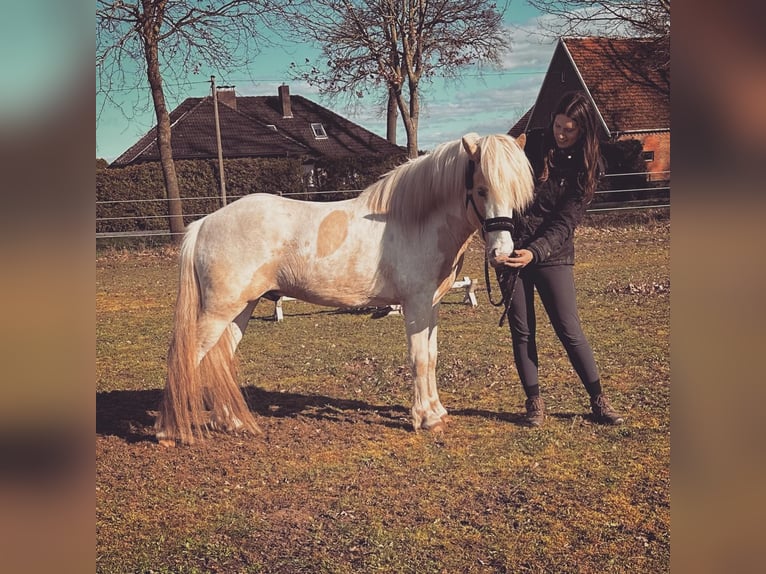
525, 396, 545, 427
590, 393, 624, 425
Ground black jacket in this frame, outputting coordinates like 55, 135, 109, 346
514, 128, 593, 266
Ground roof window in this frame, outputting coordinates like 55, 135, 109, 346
266, 124, 277, 131
311, 123, 328, 139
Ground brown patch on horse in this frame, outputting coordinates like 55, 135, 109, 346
316, 210, 349, 258
248, 260, 281, 298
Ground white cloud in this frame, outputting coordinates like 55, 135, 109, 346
343, 69, 546, 151
292, 11, 561, 151
98, 12, 566, 158
400, 14, 560, 150
502, 15, 558, 71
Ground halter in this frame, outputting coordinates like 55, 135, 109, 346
464, 159, 520, 327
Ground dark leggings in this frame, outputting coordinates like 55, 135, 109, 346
507, 264, 599, 395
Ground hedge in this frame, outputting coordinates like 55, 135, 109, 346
96, 154, 406, 234
597, 139, 668, 207
97, 141, 662, 235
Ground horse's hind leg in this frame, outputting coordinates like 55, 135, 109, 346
196, 302, 261, 435
223, 300, 258, 355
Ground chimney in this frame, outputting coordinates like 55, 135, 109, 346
278, 84, 292, 118
217, 86, 236, 110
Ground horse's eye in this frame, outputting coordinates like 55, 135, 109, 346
477, 189, 488, 198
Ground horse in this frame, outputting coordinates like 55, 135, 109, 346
156, 132, 533, 446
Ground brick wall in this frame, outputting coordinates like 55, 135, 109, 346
620, 132, 670, 182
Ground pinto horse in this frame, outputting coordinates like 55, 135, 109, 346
156, 133, 533, 445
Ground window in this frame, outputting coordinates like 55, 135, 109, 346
311, 123, 328, 139
641, 151, 655, 162
266, 124, 277, 131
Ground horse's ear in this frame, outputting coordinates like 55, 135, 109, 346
516, 133, 527, 149
462, 133, 481, 160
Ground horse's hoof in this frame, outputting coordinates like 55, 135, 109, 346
428, 422, 445, 433
156, 430, 175, 447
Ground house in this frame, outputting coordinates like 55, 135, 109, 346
509, 37, 670, 182
110, 85, 405, 185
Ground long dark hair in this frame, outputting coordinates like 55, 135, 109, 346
540, 91, 600, 203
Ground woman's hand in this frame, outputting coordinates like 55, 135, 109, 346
504, 248, 534, 268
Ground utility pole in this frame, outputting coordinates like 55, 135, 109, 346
211, 75, 227, 207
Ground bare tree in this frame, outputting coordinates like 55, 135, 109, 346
527, 0, 670, 68
288, 0, 510, 158
97, 0, 290, 240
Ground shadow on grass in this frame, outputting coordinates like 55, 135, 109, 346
448, 409, 598, 427
96, 386, 411, 443
450, 407, 528, 426
96, 389, 160, 443
96, 386, 533, 443
243, 386, 411, 432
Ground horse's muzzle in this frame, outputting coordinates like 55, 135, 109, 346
488, 249, 513, 268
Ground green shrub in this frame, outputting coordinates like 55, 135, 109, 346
97, 155, 406, 234
97, 158, 304, 233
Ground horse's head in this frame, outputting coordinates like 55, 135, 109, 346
462, 133, 535, 267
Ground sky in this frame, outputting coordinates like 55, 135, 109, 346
96, 3, 560, 163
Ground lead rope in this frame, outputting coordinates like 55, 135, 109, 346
465, 159, 520, 327
484, 255, 520, 327
466, 192, 519, 326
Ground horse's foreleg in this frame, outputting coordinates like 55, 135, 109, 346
404, 303, 445, 432
426, 307, 449, 425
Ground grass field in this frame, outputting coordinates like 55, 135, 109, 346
96, 213, 669, 573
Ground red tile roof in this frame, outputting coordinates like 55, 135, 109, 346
111, 89, 404, 166
235, 94, 403, 159
562, 37, 669, 133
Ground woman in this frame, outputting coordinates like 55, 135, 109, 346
501, 91, 623, 427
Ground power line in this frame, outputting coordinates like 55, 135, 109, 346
99, 69, 546, 96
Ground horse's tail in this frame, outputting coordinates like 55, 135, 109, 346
156, 219, 261, 446
156, 219, 207, 445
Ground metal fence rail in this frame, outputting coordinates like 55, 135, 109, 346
97, 172, 669, 239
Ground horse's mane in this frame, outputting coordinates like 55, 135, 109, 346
361, 134, 533, 226
480, 134, 535, 213
361, 139, 467, 225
